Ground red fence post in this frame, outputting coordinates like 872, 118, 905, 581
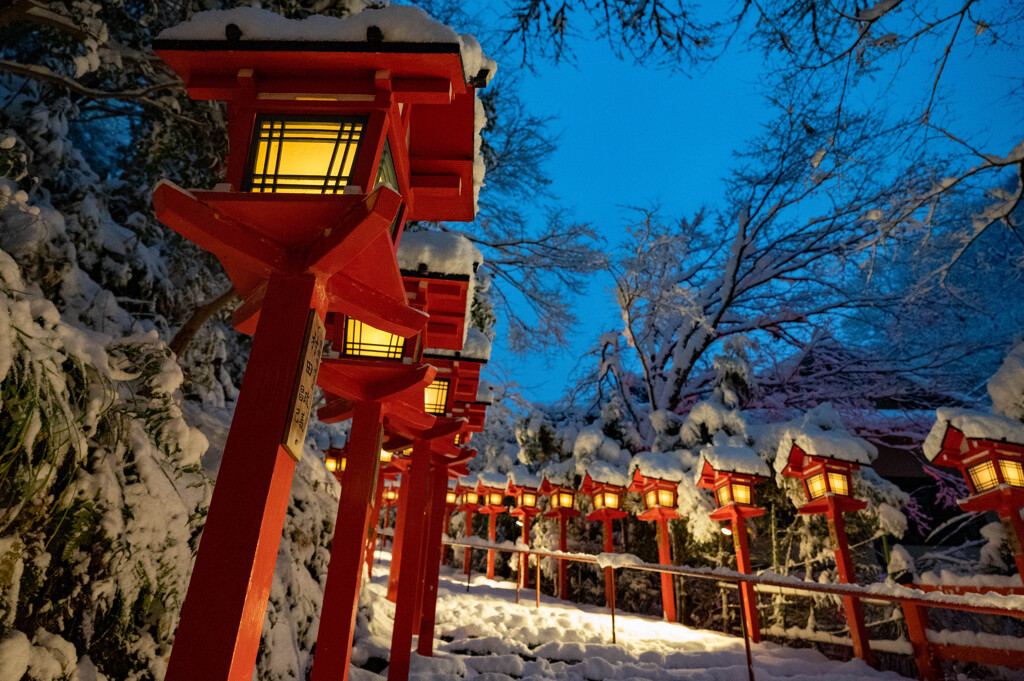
829, 512, 873, 666
164, 274, 318, 681
902, 602, 941, 681
311, 401, 383, 681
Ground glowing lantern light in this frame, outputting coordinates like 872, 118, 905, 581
341, 317, 406, 359
628, 457, 686, 623
539, 476, 581, 601
579, 473, 628, 608
424, 378, 450, 415
476, 476, 508, 580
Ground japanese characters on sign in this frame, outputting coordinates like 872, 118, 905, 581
283, 310, 326, 461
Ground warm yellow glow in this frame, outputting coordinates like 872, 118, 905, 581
383, 488, 398, 501
464, 492, 479, 505
721, 526, 733, 536
645, 490, 657, 509
969, 460, 999, 492
645, 489, 676, 509
340, 458, 347, 472
446, 492, 457, 504
827, 472, 849, 496
716, 485, 732, 506
593, 492, 620, 510
806, 473, 826, 499
424, 378, 450, 415
999, 459, 1024, 487
325, 457, 339, 473
520, 492, 537, 507
487, 493, 503, 506
732, 483, 751, 505
248, 117, 364, 193
379, 449, 394, 463
343, 318, 404, 359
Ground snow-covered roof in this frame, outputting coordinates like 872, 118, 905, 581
628, 450, 689, 482
458, 473, 479, 488
696, 442, 770, 479
428, 327, 492, 361
583, 461, 630, 488
398, 231, 482, 279
157, 6, 496, 85
539, 458, 576, 488
773, 404, 877, 475
477, 469, 508, 490
923, 407, 1024, 462
475, 379, 494, 404
507, 464, 542, 490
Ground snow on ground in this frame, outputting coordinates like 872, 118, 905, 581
354, 551, 912, 681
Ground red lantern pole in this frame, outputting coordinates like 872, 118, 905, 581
417, 461, 455, 655
310, 401, 383, 681
559, 514, 569, 600
829, 509, 873, 665
487, 514, 498, 580
731, 516, 760, 643
603, 518, 615, 607
464, 509, 475, 575
521, 516, 532, 589
165, 273, 322, 681
656, 517, 676, 623
1003, 507, 1024, 581
365, 474, 386, 577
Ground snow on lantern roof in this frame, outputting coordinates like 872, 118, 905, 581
475, 379, 493, 404
157, 6, 496, 85
507, 464, 542, 490
773, 404, 876, 476
539, 458, 576, 488
696, 439, 770, 480
429, 327, 492, 361
477, 469, 508, 490
582, 460, 630, 489
923, 407, 1024, 462
629, 450, 689, 483
397, 231, 482, 279
457, 473, 480, 488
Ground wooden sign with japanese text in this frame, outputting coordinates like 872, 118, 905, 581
282, 309, 325, 461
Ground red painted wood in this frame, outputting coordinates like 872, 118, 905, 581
521, 517, 531, 589
388, 439, 433, 681
732, 517, 760, 643
1002, 508, 1024, 585
417, 463, 450, 656
603, 519, 615, 607
463, 509, 475, 576
559, 514, 569, 601
830, 512, 873, 667
487, 514, 498, 580
311, 401, 383, 681
657, 518, 676, 623
164, 274, 319, 681
365, 470, 386, 577
901, 602, 941, 681
932, 642, 1024, 668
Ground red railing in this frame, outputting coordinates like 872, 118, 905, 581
437, 537, 1024, 681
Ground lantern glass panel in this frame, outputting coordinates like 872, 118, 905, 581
999, 459, 1024, 487
603, 492, 620, 509
446, 492, 457, 504
245, 115, 365, 193
716, 485, 732, 506
375, 137, 399, 192
379, 449, 394, 463
464, 492, 479, 505
732, 483, 751, 505
806, 473, 826, 499
520, 492, 537, 507
343, 318, 404, 358
325, 457, 339, 473
488, 493, 503, 506
658, 489, 675, 507
969, 460, 999, 492
424, 378, 450, 415
383, 489, 398, 501
593, 494, 604, 509
644, 490, 658, 509
827, 472, 849, 496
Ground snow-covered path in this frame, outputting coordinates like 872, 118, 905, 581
351, 551, 911, 681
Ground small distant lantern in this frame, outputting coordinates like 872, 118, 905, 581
539, 476, 581, 601
424, 378, 450, 415
508, 471, 543, 589
696, 447, 770, 641
446, 491, 458, 505
476, 478, 508, 580
382, 486, 400, 505
325, 447, 347, 478
380, 448, 394, 464
628, 462, 685, 623
778, 432, 875, 665
579, 473, 628, 608
926, 419, 1024, 581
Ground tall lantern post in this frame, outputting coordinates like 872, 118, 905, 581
147, 7, 499, 679
538, 473, 580, 600
580, 472, 629, 608
627, 451, 687, 622
778, 428, 877, 666
442, 478, 460, 563
477, 473, 510, 580
695, 444, 771, 641
456, 475, 483, 573
924, 411, 1024, 583
507, 466, 543, 588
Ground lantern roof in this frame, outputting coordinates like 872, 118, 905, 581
506, 465, 542, 492
456, 473, 479, 490
425, 328, 492, 362
628, 449, 690, 484
579, 472, 627, 495
476, 469, 508, 492
538, 459, 576, 489
923, 407, 1024, 463
774, 406, 876, 477
695, 438, 770, 481
476, 380, 494, 405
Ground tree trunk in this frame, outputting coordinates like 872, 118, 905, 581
169, 285, 239, 358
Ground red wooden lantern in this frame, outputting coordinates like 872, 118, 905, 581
628, 452, 686, 623
507, 467, 543, 589
539, 474, 580, 601
476, 472, 509, 580
779, 429, 876, 666
579, 472, 628, 608
925, 412, 1024, 581
696, 445, 770, 641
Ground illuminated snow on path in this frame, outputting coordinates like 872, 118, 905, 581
353, 551, 910, 681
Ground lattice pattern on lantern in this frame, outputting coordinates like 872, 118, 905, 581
1000, 458, 1024, 487
827, 472, 849, 496
550, 491, 574, 509
806, 473, 827, 499
643, 489, 675, 509
245, 115, 366, 194
459, 491, 479, 505
446, 491, 458, 505
969, 460, 999, 492
518, 492, 537, 507
592, 491, 620, 510
342, 317, 405, 359
424, 378, 450, 414
486, 492, 504, 506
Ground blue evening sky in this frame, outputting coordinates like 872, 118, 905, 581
467, 8, 1024, 405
